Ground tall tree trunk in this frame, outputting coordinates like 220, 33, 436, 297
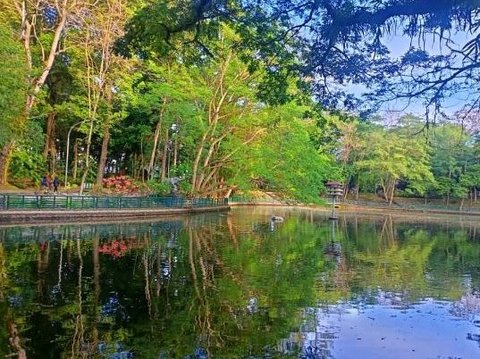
148, 120, 162, 180
43, 112, 57, 171
195, 132, 228, 192
343, 177, 350, 200
355, 175, 360, 201
161, 129, 169, 181
388, 179, 395, 206
0, 141, 14, 185
173, 118, 179, 168
96, 126, 110, 188
140, 139, 146, 182
148, 102, 168, 180
173, 133, 178, 168
380, 179, 387, 202
43, 112, 56, 154
446, 169, 452, 206
191, 67, 228, 192
73, 140, 78, 182
79, 119, 94, 195
389, 189, 395, 206
51, 146, 57, 176
191, 133, 208, 191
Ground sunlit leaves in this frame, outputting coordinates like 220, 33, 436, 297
0, 22, 27, 145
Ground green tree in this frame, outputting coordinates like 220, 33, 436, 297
124, 0, 480, 115
430, 123, 471, 205
0, 20, 28, 184
0, 0, 84, 184
118, 59, 206, 183
356, 121, 433, 204
245, 109, 338, 203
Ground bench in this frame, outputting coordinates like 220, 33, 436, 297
82, 183, 94, 192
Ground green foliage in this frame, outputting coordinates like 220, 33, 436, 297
145, 180, 171, 195
244, 112, 339, 203
0, 21, 27, 145
2, 0, 477, 204
429, 123, 475, 199
9, 151, 46, 184
331, 115, 438, 202
8, 120, 46, 185
358, 126, 432, 193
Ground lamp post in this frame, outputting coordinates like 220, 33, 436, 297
64, 121, 83, 188
326, 181, 343, 220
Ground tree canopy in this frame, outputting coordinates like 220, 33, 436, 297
0, 0, 479, 206
0, 21, 27, 145
124, 0, 480, 114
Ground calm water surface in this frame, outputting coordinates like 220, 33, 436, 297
1, 207, 480, 358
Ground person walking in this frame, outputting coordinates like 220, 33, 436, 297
41, 175, 49, 193
53, 176, 60, 194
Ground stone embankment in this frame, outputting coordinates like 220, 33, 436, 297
0, 193, 229, 224
0, 206, 230, 224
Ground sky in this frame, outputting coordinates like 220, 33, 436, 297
349, 30, 474, 118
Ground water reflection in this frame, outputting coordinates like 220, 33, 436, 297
0, 208, 480, 358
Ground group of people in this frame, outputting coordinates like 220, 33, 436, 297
40, 175, 60, 194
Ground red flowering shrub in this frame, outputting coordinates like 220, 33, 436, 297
102, 175, 139, 194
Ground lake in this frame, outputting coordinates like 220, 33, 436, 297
1, 207, 480, 358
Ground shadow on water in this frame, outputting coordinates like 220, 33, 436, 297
0, 207, 480, 358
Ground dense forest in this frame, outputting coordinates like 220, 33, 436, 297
1, 0, 480, 204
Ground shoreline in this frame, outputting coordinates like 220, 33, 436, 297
338, 204, 480, 217
230, 201, 480, 217
2, 198, 478, 226
0, 206, 230, 225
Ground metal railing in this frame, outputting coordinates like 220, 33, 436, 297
0, 194, 228, 211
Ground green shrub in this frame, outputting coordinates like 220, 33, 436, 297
146, 180, 171, 195
9, 149, 46, 186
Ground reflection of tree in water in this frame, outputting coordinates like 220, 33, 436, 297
276, 306, 343, 359
0, 219, 188, 244
318, 219, 354, 303
69, 237, 86, 358
279, 214, 480, 359
302, 309, 339, 359
5, 211, 480, 357
450, 291, 480, 320
187, 224, 226, 353
374, 290, 412, 310
162, 214, 332, 358
450, 290, 480, 347
1, 216, 287, 357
